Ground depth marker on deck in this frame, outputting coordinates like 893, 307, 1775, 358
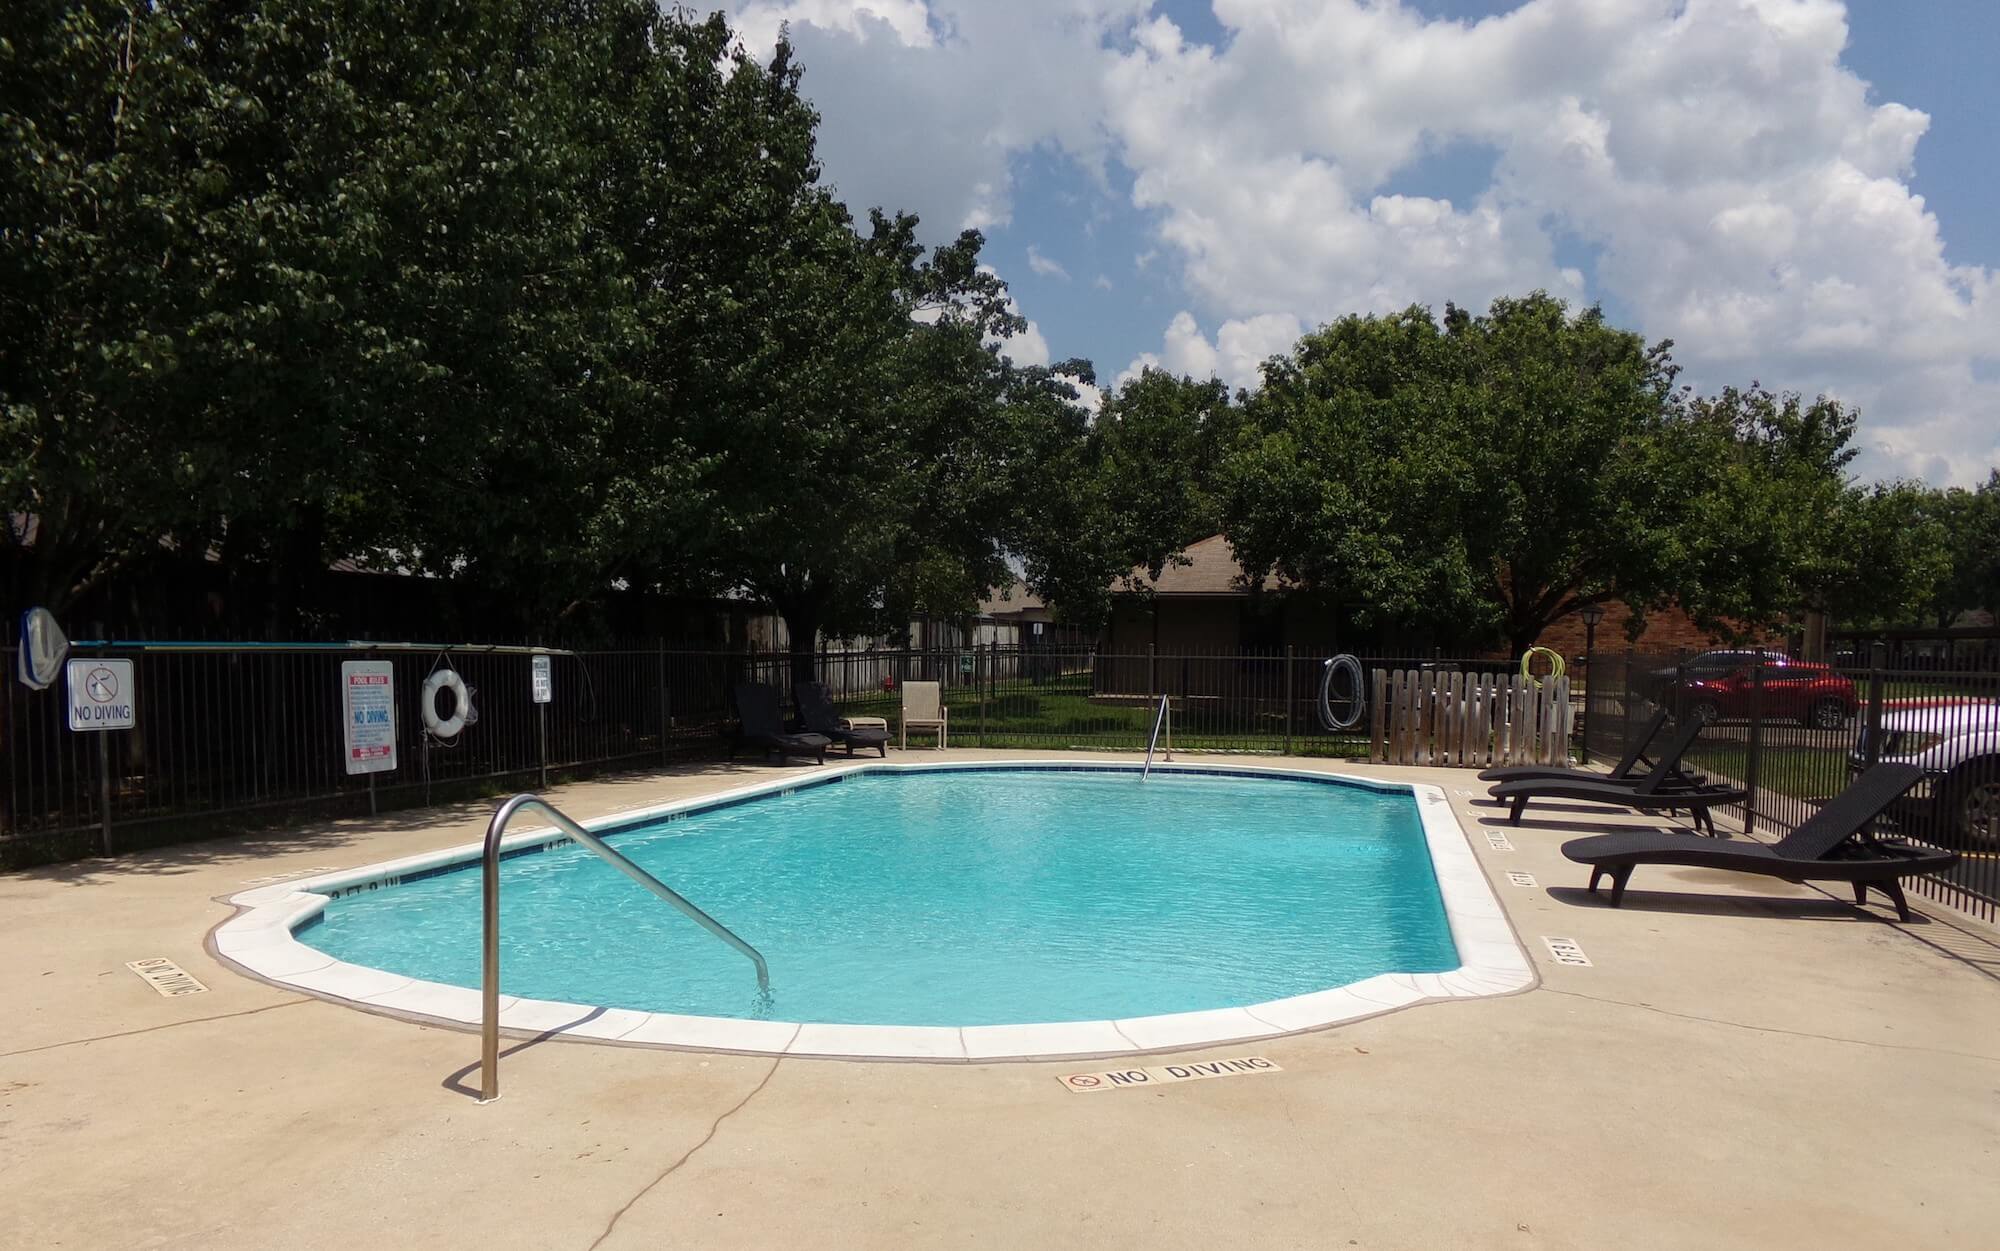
126, 958, 209, 997
1506, 871, 1538, 888
1540, 937, 1592, 967
1485, 831, 1515, 852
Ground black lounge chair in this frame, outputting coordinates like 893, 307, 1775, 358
1478, 707, 1701, 788
731, 682, 829, 765
1488, 719, 1743, 836
1562, 762, 1955, 922
794, 681, 889, 758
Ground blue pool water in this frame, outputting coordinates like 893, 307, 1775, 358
300, 769, 1458, 1026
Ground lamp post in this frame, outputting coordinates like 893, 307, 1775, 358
1579, 603, 1606, 763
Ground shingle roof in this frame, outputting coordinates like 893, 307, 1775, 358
1120, 534, 1279, 596
977, 580, 1047, 615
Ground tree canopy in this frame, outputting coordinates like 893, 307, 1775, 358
1220, 295, 1706, 653
1217, 296, 1994, 653
2, 0, 1090, 651
3, 6, 1989, 652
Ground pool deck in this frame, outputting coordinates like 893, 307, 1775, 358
5, 749, 2000, 1249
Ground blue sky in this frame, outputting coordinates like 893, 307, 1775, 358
727, 2, 1999, 485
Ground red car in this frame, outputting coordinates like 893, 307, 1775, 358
1649, 649, 1858, 730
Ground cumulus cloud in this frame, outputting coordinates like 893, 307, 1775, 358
724, 2, 1149, 231
1118, 310, 1302, 390
998, 318, 1053, 369
1061, 372, 1106, 415
731, 0, 2000, 484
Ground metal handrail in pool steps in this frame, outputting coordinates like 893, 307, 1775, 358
479, 793, 769, 1102
1142, 694, 1172, 777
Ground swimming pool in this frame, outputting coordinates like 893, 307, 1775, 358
216, 763, 1534, 1059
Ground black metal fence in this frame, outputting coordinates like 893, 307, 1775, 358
1584, 647, 2000, 922
16, 635, 1996, 926
4, 640, 1522, 865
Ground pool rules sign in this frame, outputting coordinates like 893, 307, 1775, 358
341, 661, 398, 775
67, 659, 135, 730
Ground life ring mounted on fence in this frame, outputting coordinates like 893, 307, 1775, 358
422, 668, 472, 738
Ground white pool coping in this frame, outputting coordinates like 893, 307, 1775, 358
211, 761, 1537, 1061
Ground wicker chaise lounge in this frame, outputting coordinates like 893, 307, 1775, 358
1561, 762, 1954, 922
794, 682, 890, 758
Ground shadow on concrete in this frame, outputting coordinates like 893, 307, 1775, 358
1476, 813, 1694, 838
5, 760, 816, 888
1545, 885, 1882, 922
440, 1006, 612, 1101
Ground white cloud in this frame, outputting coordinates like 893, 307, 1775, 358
1118, 310, 1302, 390
1061, 372, 1105, 415
728, 0, 934, 51
1094, 274, 1114, 291
999, 318, 1053, 369
1027, 245, 1071, 280
724, 2, 1149, 232
976, 267, 1053, 368
728, 0, 2000, 485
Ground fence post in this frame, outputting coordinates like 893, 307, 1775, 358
97, 727, 115, 857
1742, 662, 1762, 836
1148, 643, 1156, 702
1621, 648, 1637, 766
1369, 668, 1387, 762
1283, 646, 1295, 756
1864, 642, 1888, 768
978, 642, 988, 748
658, 639, 670, 768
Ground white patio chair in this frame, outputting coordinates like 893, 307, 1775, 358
900, 681, 949, 749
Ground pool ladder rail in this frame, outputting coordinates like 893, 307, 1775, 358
479, 793, 769, 1103
1143, 694, 1173, 777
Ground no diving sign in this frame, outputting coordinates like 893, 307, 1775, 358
67, 659, 136, 731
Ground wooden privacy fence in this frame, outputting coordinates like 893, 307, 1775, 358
1369, 669, 1573, 767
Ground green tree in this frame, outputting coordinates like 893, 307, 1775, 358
1924, 471, 2000, 627
2, 0, 696, 632
1014, 369, 1237, 627
1671, 385, 1952, 633
1221, 294, 1700, 654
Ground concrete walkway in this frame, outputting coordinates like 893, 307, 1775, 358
5, 752, 1999, 1249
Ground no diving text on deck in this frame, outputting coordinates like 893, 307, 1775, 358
1060, 1056, 1282, 1092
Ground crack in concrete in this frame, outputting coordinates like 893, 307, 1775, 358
1542, 987, 2000, 1065
584, 1055, 783, 1250
0, 997, 313, 1059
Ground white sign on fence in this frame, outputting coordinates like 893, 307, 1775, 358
67, 659, 135, 731
341, 661, 398, 775
531, 654, 553, 704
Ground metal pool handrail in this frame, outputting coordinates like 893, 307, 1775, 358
1143, 694, 1172, 777
480, 793, 769, 1102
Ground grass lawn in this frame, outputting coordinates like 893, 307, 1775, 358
1883, 678, 2000, 701
1682, 742, 1850, 804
